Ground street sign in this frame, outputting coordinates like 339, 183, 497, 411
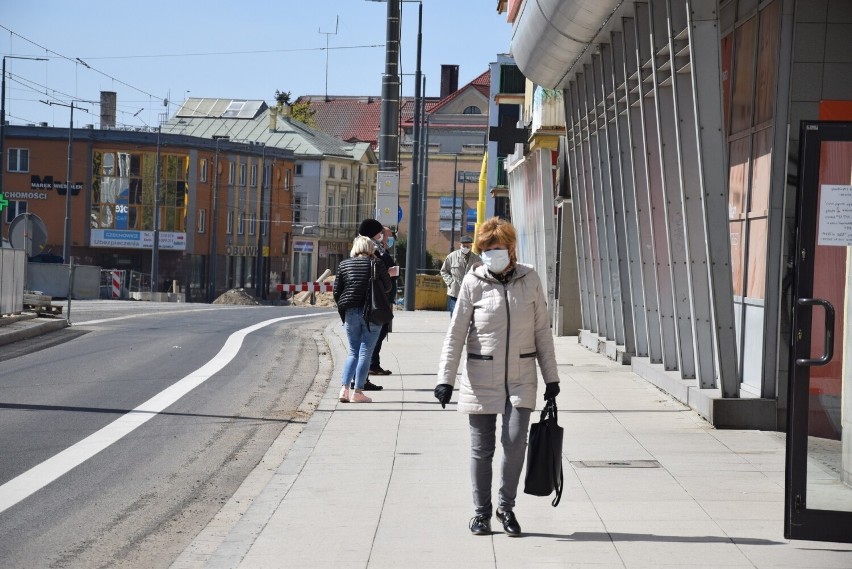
376, 171, 400, 227
457, 171, 480, 184
398, 206, 403, 223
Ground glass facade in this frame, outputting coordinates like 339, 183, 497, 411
90, 150, 189, 233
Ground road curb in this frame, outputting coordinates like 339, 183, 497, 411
0, 317, 69, 347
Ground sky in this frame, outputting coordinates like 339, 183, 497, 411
2, 1, 513, 131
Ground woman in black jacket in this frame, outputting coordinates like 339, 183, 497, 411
333, 235, 392, 403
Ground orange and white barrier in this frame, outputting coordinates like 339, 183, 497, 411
276, 283, 334, 293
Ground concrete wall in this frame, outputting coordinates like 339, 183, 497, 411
0, 249, 26, 314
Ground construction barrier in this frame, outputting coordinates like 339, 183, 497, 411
414, 274, 448, 311
111, 270, 122, 298
276, 283, 334, 293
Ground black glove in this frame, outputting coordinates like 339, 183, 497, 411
434, 384, 453, 408
544, 382, 560, 401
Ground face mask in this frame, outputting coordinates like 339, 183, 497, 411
387, 237, 395, 248
460, 246, 470, 254
481, 249, 510, 273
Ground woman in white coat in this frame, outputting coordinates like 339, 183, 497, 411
434, 217, 560, 537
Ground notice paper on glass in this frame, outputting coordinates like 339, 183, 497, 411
818, 184, 852, 246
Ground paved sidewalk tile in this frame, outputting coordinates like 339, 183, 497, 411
181, 311, 852, 569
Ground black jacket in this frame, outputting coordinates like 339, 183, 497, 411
333, 255, 392, 322
376, 246, 398, 301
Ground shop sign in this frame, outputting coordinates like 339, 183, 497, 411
30, 175, 83, 196
90, 229, 187, 250
293, 240, 314, 253
3, 191, 48, 200
226, 245, 258, 256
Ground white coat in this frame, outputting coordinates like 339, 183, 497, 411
437, 263, 559, 414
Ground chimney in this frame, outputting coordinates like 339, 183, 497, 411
100, 91, 117, 129
269, 107, 278, 132
440, 65, 459, 98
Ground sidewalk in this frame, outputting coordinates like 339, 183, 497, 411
175, 311, 852, 569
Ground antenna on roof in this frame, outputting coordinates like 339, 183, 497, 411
319, 15, 339, 103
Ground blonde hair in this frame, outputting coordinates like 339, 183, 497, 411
475, 217, 517, 267
350, 235, 375, 257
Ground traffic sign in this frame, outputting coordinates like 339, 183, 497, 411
398, 206, 403, 223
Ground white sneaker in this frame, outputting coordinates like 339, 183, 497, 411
349, 390, 372, 403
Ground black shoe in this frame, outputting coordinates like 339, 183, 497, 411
496, 509, 521, 537
349, 379, 383, 391
469, 514, 491, 536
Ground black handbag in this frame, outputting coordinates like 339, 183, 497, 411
364, 259, 394, 326
523, 398, 564, 506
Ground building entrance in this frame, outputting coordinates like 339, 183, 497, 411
786, 121, 852, 543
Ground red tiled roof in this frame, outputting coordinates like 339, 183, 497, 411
296, 69, 491, 145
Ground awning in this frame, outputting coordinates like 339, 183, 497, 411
510, 0, 623, 89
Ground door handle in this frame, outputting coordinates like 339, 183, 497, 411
796, 298, 835, 366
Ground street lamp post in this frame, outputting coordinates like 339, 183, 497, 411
208, 135, 229, 302
403, 1, 423, 311
151, 125, 162, 295
255, 143, 266, 300
0, 55, 47, 199
43, 99, 90, 263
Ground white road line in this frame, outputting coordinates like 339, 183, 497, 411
0, 313, 331, 515
77, 305, 260, 326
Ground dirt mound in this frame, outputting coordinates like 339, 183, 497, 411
213, 288, 261, 306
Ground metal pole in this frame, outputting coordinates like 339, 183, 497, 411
420, 109, 429, 268
403, 2, 422, 311
151, 126, 161, 295
256, 144, 266, 299
0, 58, 6, 200
450, 154, 457, 254
209, 136, 228, 302
378, 0, 401, 171
63, 102, 74, 263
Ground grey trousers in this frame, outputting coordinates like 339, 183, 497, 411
468, 399, 532, 516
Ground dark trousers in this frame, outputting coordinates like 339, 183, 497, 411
369, 323, 389, 369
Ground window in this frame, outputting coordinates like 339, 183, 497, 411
339, 195, 348, 225
285, 169, 291, 192
249, 213, 256, 236
341, 167, 348, 180
328, 165, 336, 178
326, 194, 335, 224
5, 200, 27, 223
238, 211, 245, 235
229, 162, 235, 185
261, 216, 268, 236
7, 148, 29, 172
197, 209, 206, 233
250, 164, 258, 187
294, 193, 305, 223
295, 163, 303, 176
462, 105, 482, 115
227, 210, 234, 234
200, 159, 208, 182
239, 163, 247, 186
263, 164, 271, 188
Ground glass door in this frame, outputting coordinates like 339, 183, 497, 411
786, 121, 852, 542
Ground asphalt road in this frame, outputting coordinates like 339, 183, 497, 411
0, 301, 338, 568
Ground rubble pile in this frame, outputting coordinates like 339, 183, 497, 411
213, 288, 261, 306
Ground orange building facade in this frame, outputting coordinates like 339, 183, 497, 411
1, 125, 294, 302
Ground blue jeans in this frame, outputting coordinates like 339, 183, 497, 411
448, 296, 457, 316
341, 307, 382, 389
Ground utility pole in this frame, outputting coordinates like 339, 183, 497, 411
255, 143, 266, 299
43, 99, 90, 263
403, 1, 423, 311
378, 0, 400, 172
208, 135, 229, 302
151, 125, 162, 294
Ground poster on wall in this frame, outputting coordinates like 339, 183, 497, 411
817, 184, 852, 246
